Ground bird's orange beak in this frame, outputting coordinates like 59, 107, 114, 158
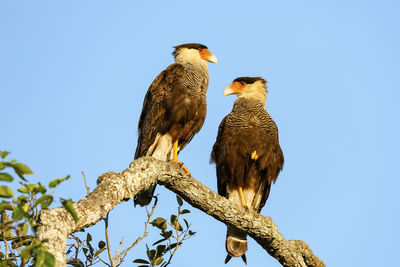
200, 48, 217, 63
224, 82, 244, 96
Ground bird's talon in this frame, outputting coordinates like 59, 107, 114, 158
180, 164, 191, 176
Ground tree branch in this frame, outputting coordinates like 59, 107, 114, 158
35, 157, 325, 267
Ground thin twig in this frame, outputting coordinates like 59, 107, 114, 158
164, 225, 181, 266
72, 234, 83, 260
97, 254, 112, 267
114, 197, 158, 265
81, 171, 90, 195
103, 212, 115, 267
112, 237, 124, 263
117, 253, 127, 266
4, 237, 9, 259
163, 208, 194, 266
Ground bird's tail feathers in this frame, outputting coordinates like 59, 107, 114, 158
224, 254, 247, 265
225, 225, 248, 262
134, 185, 155, 207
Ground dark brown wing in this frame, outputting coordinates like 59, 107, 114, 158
211, 116, 229, 197
177, 99, 207, 152
135, 64, 186, 159
256, 120, 284, 211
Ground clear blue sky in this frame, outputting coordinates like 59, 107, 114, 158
1, 1, 399, 266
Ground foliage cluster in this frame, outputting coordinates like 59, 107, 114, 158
0, 151, 195, 267
0, 150, 74, 266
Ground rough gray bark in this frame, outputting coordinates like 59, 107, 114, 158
35, 157, 325, 267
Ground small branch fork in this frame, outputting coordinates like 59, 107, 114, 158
35, 157, 325, 267
111, 197, 158, 266
103, 213, 113, 267
81, 171, 90, 196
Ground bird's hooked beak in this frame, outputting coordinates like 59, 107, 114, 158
224, 81, 244, 96
200, 48, 217, 64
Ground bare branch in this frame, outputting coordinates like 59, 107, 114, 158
103, 213, 114, 267
113, 237, 124, 263
96, 254, 111, 267
35, 157, 325, 267
81, 171, 90, 195
115, 196, 157, 265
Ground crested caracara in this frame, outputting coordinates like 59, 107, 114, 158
211, 77, 284, 264
134, 43, 217, 206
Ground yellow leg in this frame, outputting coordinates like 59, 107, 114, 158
172, 140, 191, 176
238, 186, 246, 208
173, 140, 178, 162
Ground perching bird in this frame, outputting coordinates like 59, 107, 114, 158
134, 43, 217, 206
211, 77, 284, 264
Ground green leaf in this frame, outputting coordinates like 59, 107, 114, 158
48, 175, 70, 188
33, 183, 46, 194
0, 186, 13, 198
61, 199, 79, 222
154, 257, 164, 265
179, 209, 190, 215
11, 235, 31, 249
153, 238, 167, 246
161, 230, 172, 239
170, 215, 182, 231
133, 259, 150, 264
156, 244, 166, 257
188, 230, 196, 235
87, 233, 92, 242
0, 151, 10, 159
18, 183, 37, 193
0, 201, 13, 212
15, 195, 28, 205
151, 217, 166, 227
86, 233, 94, 257
21, 244, 34, 259
94, 247, 106, 257
0, 259, 17, 267
66, 259, 85, 267
0, 162, 5, 170
21, 201, 29, 212
147, 249, 156, 261
34, 250, 55, 267
35, 195, 53, 209
12, 206, 25, 221
166, 243, 177, 252
176, 195, 183, 206
170, 215, 177, 226
20, 222, 29, 235
183, 219, 189, 228
13, 163, 33, 180
0, 173, 13, 182
151, 217, 168, 231
17, 186, 30, 194
98, 240, 106, 249
177, 221, 183, 231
